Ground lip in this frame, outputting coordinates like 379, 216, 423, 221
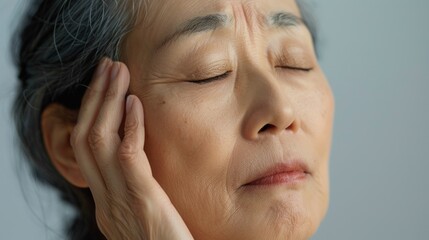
243, 161, 310, 187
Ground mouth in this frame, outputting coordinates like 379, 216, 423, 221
242, 161, 310, 188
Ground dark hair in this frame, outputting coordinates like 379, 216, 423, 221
12, 0, 142, 239
12, 1, 317, 239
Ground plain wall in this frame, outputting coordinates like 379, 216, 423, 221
1, 0, 428, 239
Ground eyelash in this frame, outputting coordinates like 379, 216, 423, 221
277, 66, 313, 72
188, 71, 232, 84
188, 65, 312, 85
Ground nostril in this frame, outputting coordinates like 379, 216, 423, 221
259, 124, 275, 133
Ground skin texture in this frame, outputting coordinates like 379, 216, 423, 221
41, 0, 334, 239
123, 0, 334, 239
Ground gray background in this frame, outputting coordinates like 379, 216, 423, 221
1, 0, 428, 239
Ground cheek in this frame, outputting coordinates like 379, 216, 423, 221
316, 80, 334, 164
300, 74, 335, 161
139, 90, 238, 232
143, 98, 221, 181
139, 81, 236, 182
296, 74, 334, 222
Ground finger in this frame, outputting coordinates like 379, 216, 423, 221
70, 58, 112, 197
118, 95, 158, 198
89, 62, 130, 194
118, 98, 195, 240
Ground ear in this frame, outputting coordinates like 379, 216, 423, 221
41, 103, 88, 188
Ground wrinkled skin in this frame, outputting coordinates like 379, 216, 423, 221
46, 0, 334, 239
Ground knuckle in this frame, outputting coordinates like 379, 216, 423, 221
125, 115, 139, 133
118, 140, 138, 161
104, 88, 118, 101
88, 126, 107, 150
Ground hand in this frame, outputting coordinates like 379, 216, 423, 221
70, 58, 194, 240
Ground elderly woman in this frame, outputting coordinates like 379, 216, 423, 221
13, 0, 334, 239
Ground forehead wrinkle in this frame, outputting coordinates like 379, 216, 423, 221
159, 13, 229, 50
230, 2, 266, 43
144, 1, 306, 55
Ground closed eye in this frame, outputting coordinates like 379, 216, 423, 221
277, 66, 313, 72
188, 71, 232, 84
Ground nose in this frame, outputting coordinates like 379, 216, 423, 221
241, 67, 300, 140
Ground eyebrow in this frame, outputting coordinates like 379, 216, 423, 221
269, 12, 303, 28
156, 11, 303, 51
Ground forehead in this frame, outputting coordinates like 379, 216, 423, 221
129, 0, 301, 51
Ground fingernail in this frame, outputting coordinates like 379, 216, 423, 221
95, 57, 109, 76
110, 62, 121, 80
126, 96, 133, 114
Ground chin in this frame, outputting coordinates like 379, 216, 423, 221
213, 198, 325, 240
265, 200, 323, 240
237, 188, 327, 240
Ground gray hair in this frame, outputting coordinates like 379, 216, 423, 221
13, 0, 142, 239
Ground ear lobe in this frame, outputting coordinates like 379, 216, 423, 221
41, 103, 88, 188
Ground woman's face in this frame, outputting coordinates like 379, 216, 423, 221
123, 0, 334, 239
